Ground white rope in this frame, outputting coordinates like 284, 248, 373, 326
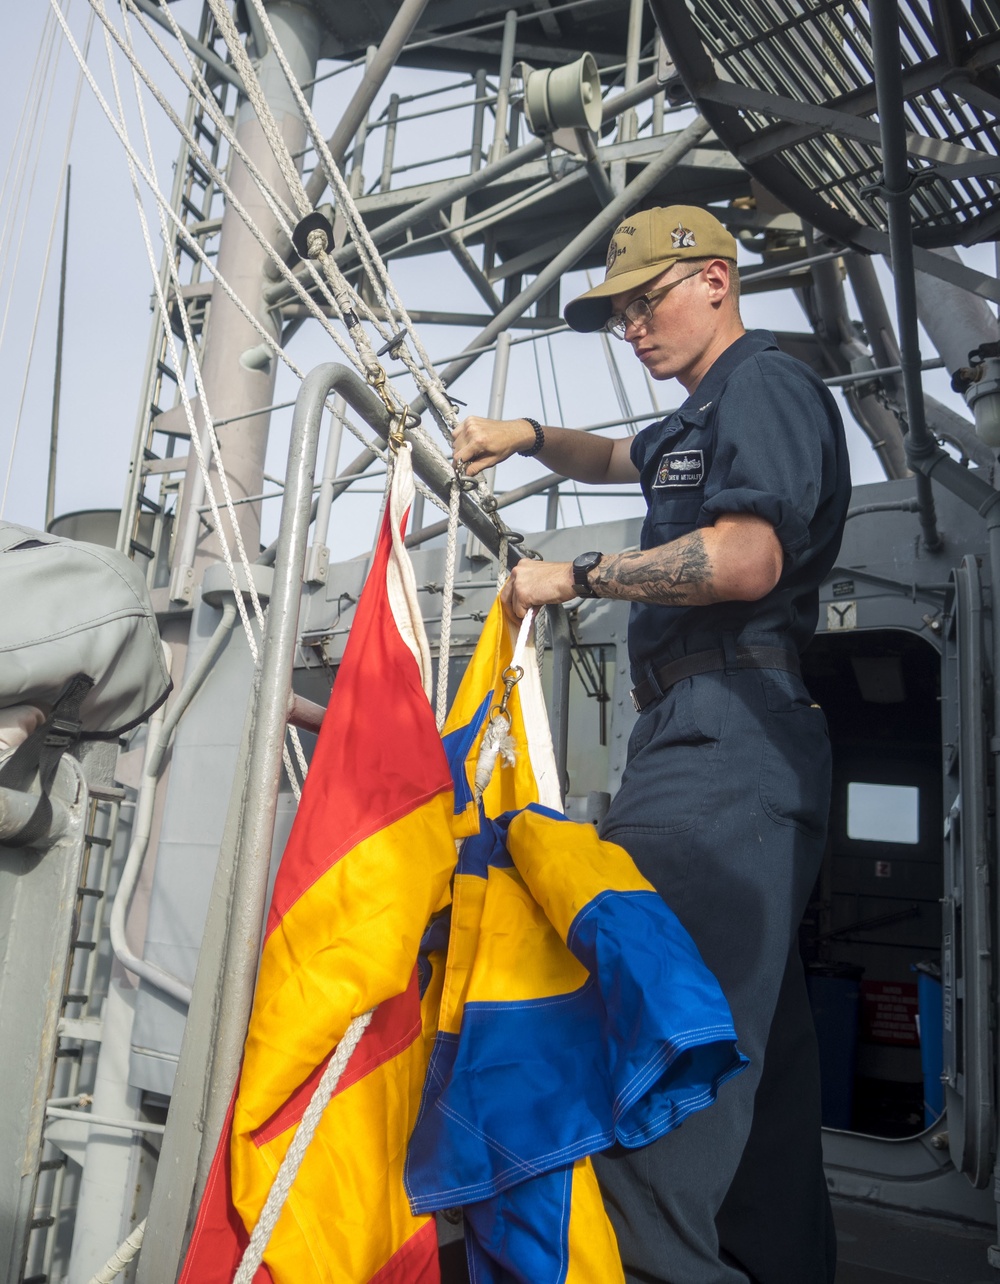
85, 1217, 145, 1284
233, 1010, 374, 1284
64, 0, 395, 464
65, 0, 517, 759
534, 603, 548, 681
435, 480, 462, 729
107, 3, 260, 646
129, 0, 296, 226
202, 0, 310, 216
110, 0, 305, 796
80, 0, 370, 382
206, 0, 507, 535
496, 533, 509, 592
240, 0, 455, 416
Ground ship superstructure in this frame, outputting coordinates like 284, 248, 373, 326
2, 4, 1000, 1282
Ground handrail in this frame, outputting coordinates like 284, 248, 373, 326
138, 361, 515, 1282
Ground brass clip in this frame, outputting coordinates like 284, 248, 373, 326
489, 663, 524, 725
366, 364, 407, 452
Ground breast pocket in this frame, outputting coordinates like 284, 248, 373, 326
647, 491, 704, 544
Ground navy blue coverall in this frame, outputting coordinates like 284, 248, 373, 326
593, 329, 851, 1284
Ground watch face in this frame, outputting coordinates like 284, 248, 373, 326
573, 552, 602, 595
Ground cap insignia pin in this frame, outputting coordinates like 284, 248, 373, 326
671, 223, 697, 249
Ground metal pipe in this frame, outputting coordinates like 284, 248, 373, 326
286, 73, 662, 294
109, 644, 194, 1005
349, 46, 377, 199
213, 364, 336, 1070
46, 166, 70, 531
303, 0, 431, 208
380, 93, 400, 191
311, 395, 346, 552
44, 1106, 165, 1135
146, 362, 520, 1278
471, 68, 488, 171
546, 484, 560, 529
407, 469, 569, 547
467, 333, 511, 560
869, 6, 942, 552
131, 0, 244, 90
489, 10, 518, 164
912, 245, 1000, 375
547, 605, 572, 800
420, 115, 710, 402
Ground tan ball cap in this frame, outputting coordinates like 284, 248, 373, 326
564, 204, 738, 333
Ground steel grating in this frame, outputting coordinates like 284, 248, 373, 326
652, 0, 1000, 248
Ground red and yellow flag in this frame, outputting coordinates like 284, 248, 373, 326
180, 447, 456, 1284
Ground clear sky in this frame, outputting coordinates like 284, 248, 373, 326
0, 3, 994, 559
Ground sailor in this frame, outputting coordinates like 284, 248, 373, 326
452, 204, 851, 1284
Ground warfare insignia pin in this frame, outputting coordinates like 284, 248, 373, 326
671, 223, 697, 249
606, 239, 625, 270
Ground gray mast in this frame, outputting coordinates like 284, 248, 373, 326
169, 2, 322, 601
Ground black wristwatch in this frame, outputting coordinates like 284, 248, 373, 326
573, 551, 603, 598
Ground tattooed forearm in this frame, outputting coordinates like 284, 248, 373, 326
590, 531, 720, 605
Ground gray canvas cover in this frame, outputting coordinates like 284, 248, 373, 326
0, 521, 171, 736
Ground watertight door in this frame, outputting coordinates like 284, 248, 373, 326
941, 555, 996, 1187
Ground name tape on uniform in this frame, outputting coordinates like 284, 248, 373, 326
653, 449, 705, 488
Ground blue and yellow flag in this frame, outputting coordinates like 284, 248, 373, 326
408, 601, 747, 1282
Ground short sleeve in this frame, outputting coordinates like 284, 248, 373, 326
698, 356, 833, 558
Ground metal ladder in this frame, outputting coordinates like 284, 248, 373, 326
116, 4, 236, 585
19, 783, 124, 1284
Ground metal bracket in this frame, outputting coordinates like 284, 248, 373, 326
859, 166, 939, 202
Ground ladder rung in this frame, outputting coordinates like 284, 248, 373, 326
59, 997, 88, 1012
89, 784, 126, 802
71, 939, 97, 952
23, 1276, 49, 1283
137, 494, 163, 515
155, 359, 179, 383
194, 119, 218, 146
78, 887, 104, 899
29, 1216, 55, 1230
38, 1157, 66, 1172
84, 832, 112, 848
188, 155, 212, 186
181, 193, 206, 220
130, 540, 156, 560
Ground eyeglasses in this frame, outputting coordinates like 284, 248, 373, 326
604, 269, 703, 340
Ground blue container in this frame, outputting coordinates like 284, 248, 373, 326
915, 969, 944, 1127
807, 966, 862, 1130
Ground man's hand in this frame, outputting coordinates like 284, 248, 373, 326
501, 559, 576, 619
453, 416, 535, 477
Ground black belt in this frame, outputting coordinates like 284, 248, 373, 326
630, 645, 800, 713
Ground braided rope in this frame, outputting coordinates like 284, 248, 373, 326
84, 0, 369, 381
497, 533, 509, 592
205, 0, 506, 538
132, 0, 296, 226
110, 0, 305, 798
233, 1010, 374, 1284
85, 1217, 146, 1284
534, 604, 548, 681
241, 0, 460, 434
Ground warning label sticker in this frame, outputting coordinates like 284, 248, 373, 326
860, 980, 919, 1046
